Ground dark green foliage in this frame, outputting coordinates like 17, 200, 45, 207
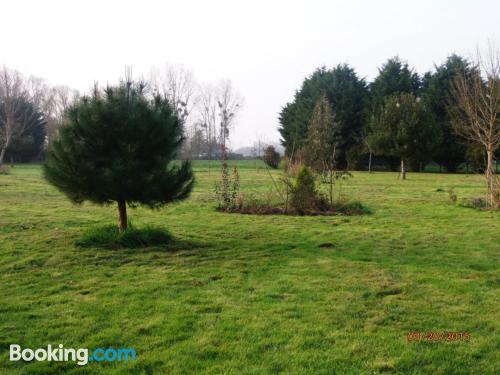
421, 55, 472, 172
369, 57, 421, 116
465, 143, 487, 172
367, 58, 423, 171
263, 145, 281, 168
77, 224, 172, 249
368, 93, 440, 176
278, 101, 310, 157
329, 200, 371, 215
290, 166, 318, 214
345, 143, 367, 170
279, 55, 490, 172
43, 81, 194, 230
1, 98, 46, 162
279, 64, 368, 166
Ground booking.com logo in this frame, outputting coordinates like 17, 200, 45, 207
10, 344, 136, 366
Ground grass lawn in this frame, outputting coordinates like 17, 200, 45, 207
0, 161, 499, 374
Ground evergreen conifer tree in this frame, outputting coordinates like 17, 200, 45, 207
43, 80, 194, 231
368, 93, 437, 180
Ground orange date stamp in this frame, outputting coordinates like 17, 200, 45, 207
407, 331, 471, 342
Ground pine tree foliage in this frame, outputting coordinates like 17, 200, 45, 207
369, 57, 421, 116
43, 80, 194, 230
368, 93, 438, 179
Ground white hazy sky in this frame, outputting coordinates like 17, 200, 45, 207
1, 0, 499, 148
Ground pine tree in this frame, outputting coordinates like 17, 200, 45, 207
368, 93, 437, 180
43, 80, 194, 231
368, 57, 422, 170
369, 57, 421, 116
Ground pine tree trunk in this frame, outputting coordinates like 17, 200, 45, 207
118, 200, 127, 231
400, 159, 406, 180
368, 151, 372, 173
486, 148, 495, 208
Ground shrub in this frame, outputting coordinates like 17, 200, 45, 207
215, 163, 240, 211
290, 166, 318, 214
263, 145, 281, 169
43, 80, 194, 232
330, 200, 372, 215
77, 224, 172, 249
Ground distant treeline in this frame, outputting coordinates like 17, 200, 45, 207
278, 55, 498, 172
0, 64, 244, 166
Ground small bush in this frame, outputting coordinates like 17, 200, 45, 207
263, 145, 281, 169
77, 224, 172, 249
215, 163, 240, 211
290, 166, 319, 214
330, 200, 372, 215
0, 165, 11, 175
217, 164, 369, 216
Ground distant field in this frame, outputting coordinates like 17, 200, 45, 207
0, 161, 499, 374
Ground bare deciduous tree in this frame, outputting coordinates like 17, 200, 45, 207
305, 93, 342, 204
216, 79, 242, 159
450, 45, 500, 208
149, 64, 196, 130
209, 79, 243, 209
0, 66, 80, 164
198, 83, 219, 163
44, 85, 79, 143
0, 66, 29, 165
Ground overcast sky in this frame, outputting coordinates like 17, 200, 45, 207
1, 0, 499, 148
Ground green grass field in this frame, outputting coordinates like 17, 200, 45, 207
0, 161, 499, 374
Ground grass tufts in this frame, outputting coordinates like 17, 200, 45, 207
76, 223, 172, 249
